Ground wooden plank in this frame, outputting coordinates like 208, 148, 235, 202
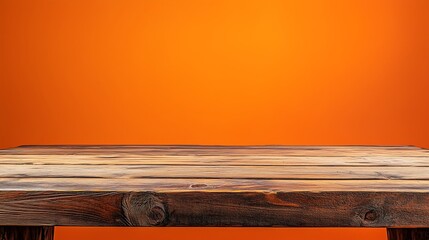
1, 178, 429, 192
0, 165, 428, 180
1, 191, 429, 227
0, 226, 54, 240
0, 145, 428, 228
1, 155, 429, 166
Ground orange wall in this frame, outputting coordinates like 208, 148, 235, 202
1, 0, 428, 239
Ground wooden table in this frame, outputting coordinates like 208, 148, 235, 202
1, 145, 429, 240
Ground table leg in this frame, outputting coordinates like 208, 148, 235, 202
0, 226, 54, 240
387, 228, 429, 240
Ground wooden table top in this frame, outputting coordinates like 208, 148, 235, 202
1, 145, 429, 227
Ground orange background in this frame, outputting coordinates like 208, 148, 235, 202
1, 0, 428, 239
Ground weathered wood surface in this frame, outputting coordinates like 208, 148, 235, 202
1, 165, 429, 180
1, 145, 429, 228
2, 178, 429, 192
0, 226, 54, 240
2, 191, 429, 227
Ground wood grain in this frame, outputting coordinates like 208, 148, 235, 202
0, 165, 428, 180
1, 178, 429, 192
387, 228, 429, 240
0, 145, 429, 228
2, 155, 429, 167
0, 226, 54, 240
1, 191, 429, 227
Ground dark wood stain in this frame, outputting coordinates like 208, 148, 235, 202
387, 228, 429, 240
0, 191, 429, 228
0, 227, 53, 240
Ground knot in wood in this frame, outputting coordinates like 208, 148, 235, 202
364, 209, 378, 221
122, 192, 167, 226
